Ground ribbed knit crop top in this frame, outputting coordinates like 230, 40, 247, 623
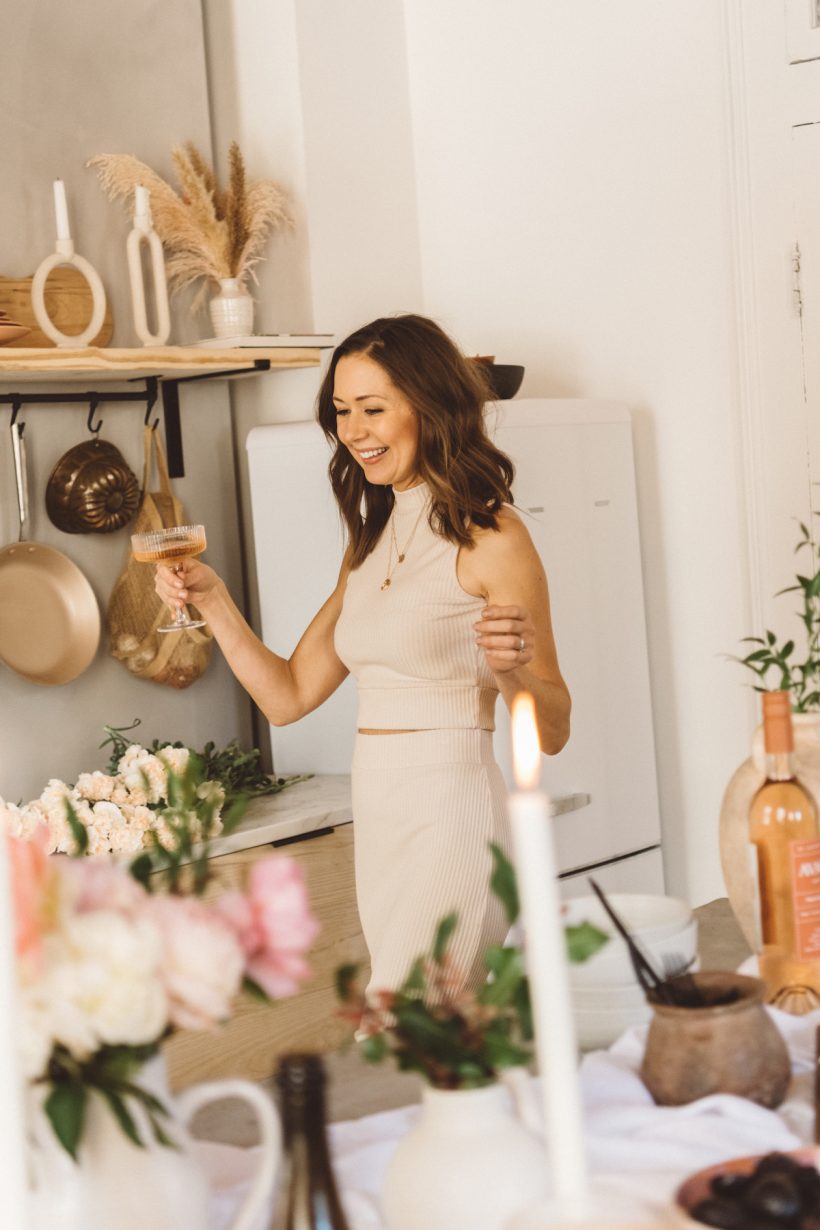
334, 482, 498, 730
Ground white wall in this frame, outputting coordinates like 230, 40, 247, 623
399, 0, 754, 903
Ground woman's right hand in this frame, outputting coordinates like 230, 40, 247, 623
154, 558, 222, 614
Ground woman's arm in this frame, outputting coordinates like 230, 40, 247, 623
458, 508, 571, 754
155, 557, 350, 726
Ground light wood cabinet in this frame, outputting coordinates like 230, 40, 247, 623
161, 822, 369, 1090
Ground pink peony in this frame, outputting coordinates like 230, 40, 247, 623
7, 827, 52, 963
145, 895, 244, 1031
216, 855, 319, 999
66, 859, 148, 917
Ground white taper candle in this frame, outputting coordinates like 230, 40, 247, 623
52, 179, 71, 241
509, 692, 589, 1213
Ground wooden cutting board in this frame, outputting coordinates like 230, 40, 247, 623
0, 267, 113, 347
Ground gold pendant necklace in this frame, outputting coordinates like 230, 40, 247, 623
381, 503, 426, 591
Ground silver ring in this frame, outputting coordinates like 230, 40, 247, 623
518, 637, 525, 653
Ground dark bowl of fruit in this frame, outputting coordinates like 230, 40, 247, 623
675, 1149, 820, 1229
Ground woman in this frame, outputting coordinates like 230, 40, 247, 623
156, 314, 570, 994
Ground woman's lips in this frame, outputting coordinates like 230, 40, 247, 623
358, 447, 388, 465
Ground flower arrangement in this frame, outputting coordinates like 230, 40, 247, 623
4, 752, 319, 1159
336, 844, 607, 1088
88, 142, 291, 301
734, 520, 820, 712
4, 721, 308, 860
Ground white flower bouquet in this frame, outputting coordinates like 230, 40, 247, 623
3, 740, 319, 1158
4, 721, 307, 859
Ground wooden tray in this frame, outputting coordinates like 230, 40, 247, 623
0, 267, 113, 348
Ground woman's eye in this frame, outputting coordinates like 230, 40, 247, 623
335, 408, 350, 417
364, 407, 383, 416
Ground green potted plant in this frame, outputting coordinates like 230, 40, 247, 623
335, 845, 607, 1230
723, 519, 820, 947
734, 520, 820, 711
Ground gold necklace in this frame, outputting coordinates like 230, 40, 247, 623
381, 503, 427, 590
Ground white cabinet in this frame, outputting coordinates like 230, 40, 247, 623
247, 399, 662, 887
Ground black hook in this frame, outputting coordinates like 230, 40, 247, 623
144, 378, 160, 430
87, 395, 103, 435
10, 398, 25, 436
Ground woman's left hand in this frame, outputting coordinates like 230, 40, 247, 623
474, 604, 535, 675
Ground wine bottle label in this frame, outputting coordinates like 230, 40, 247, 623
747, 842, 764, 952
790, 838, 820, 960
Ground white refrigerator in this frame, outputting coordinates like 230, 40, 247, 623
247, 399, 663, 894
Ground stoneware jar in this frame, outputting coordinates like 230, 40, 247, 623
640, 971, 791, 1109
719, 712, 820, 949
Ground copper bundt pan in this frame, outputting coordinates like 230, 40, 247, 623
46, 438, 140, 534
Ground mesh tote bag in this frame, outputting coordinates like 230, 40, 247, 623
107, 426, 213, 689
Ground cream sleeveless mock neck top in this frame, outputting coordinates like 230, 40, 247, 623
334, 482, 499, 730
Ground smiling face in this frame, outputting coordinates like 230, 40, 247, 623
332, 351, 421, 491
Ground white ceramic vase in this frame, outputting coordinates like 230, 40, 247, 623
27, 1055, 280, 1230
208, 277, 254, 338
719, 711, 820, 948
381, 1074, 549, 1230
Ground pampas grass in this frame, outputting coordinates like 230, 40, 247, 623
88, 142, 291, 303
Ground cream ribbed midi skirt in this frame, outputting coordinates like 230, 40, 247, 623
352, 728, 513, 995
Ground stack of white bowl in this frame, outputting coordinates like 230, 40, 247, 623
564, 892, 698, 1051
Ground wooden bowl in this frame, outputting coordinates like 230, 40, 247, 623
673, 1148, 820, 1227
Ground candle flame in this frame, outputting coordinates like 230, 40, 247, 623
511, 691, 541, 789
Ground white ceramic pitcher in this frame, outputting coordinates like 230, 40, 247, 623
381, 1069, 549, 1230
27, 1056, 280, 1230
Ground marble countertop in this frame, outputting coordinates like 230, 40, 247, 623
207, 773, 352, 858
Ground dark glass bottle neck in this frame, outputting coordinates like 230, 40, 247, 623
281, 1082, 330, 1148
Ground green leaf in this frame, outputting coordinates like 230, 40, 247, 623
401, 957, 427, 994
128, 852, 155, 889
148, 1111, 179, 1150
489, 842, 520, 925
98, 1088, 145, 1149
63, 799, 89, 857
221, 795, 248, 835
479, 946, 524, 1007
242, 975, 272, 1004
360, 1033, 389, 1063
432, 912, 458, 963
44, 1082, 87, 1160
565, 920, 609, 963
335, 963, 360, 1001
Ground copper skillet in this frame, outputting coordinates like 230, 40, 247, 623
0, 420, 100, 685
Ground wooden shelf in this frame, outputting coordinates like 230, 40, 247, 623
0, 344, 327, 476
0, 344, 322, 385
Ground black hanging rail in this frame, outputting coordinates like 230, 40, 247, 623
154, 359, 271, 477
0, 357, 274, 478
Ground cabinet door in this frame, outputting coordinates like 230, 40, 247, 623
161, 825, 368, 1087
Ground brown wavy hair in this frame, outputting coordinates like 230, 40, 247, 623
316, 314, 515, 568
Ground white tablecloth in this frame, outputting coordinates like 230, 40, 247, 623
201, 1006, 820, 1230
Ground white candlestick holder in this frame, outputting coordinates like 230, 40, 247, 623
31, 239, 107, 349
126, 197, 170, 346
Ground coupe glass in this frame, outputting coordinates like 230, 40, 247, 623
131, 524, 207, 633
